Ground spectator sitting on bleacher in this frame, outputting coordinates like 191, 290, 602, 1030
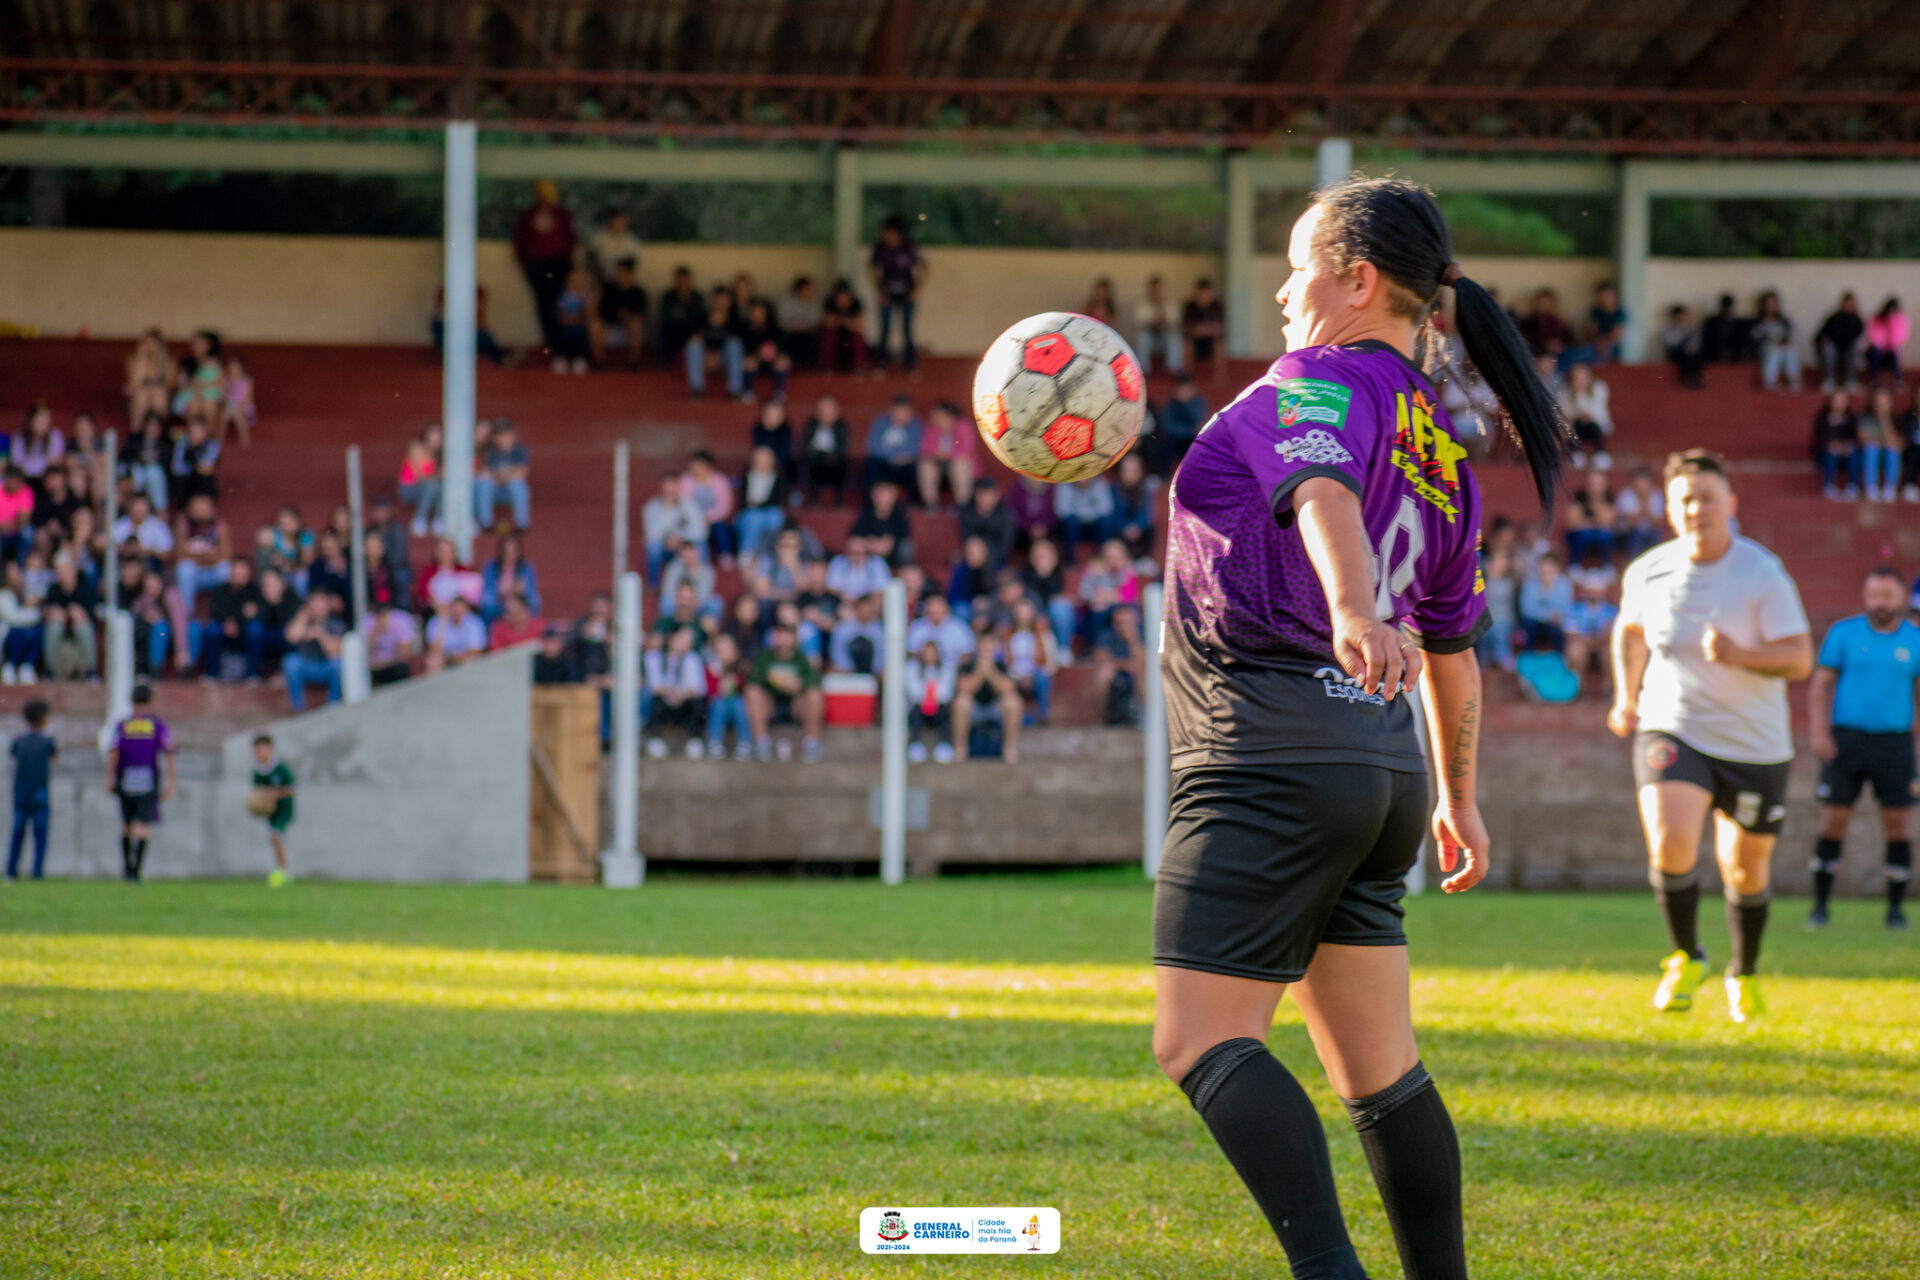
1182, 279, 1226, 384
1813, 390, 1860, 500
750, 527, 808, 604
917, 400, 976, 512
1003, 597, 1057, 724
735, 446, 790, 569
532, 624, 576, 685
657, 267, 704, 368
687, 285, 747, 401
1899, 392, 1920, 501
1867, 296, 1907, 389
777, 277, 823, 370
829, 593, 886, 675
1518, 552, 1572, 654
551, 272, 593, 376
821, 279, 867, 374
798, 395, 851, 506
283, 590, 345, 709
41, 551, 97, 681
480, 533, 541, 623
1586, 282, 1625, 365
1817, 292, 1865, 394
35, 467, 80, 545
958, 479, 1013, 570
1093, 603, 1144, 727
853, 480, 914, 569
0, 468, 32, 565
681, 450, 737, 567
399, 425, 443, 537
827, 535, 890, 604
1476, 547, 1518, 673
865, 394, 922, 493
1700, 293, 1748, 364
1156, 374, 1210, 473
1557, 363, 1612, 467
128, 569, 173, 678
1753, 291, 1802, 392
487, 591, 549, 652
905, 639, 958, 764
654, 581, 710, 655
1564, 546, 1619, 697
906, 592, 974, 668
112, 492, 171, 558
569, 592, 613, 703
0, 561, 43, 684
643, 472, 708, 586
897, 563, 933, 611
307, 532, 352, 625
644, 625, 711, 760
1858, 387, 1901, 503
252, 567, 298, 678
171, 489, 231, 620
475, 420, 531, 533
946, 535, 996, 619
1083, 277, 1118, 327
425, 595, 487, 673
1108, 453, 1158, 560
704, 632, 750, 760
1020, 538, 1075, 658
122, 414, 169, 512
749, 399, 793, 476
125, 331, 172, 426
592, 258, 649, 371
169, 419, 221, 511
587, 208, 642, 283
1564, 467, 1615, 563
1519, 288, 1571, 362
367, 598, 418, 687
365, 532, 409, 614
1055, 474, 1115, 556
746, 622, 823, 763
221, 354, 255, 447
1661, 305, 1705, 389
741, 299, 791, 401
795, 560, 839, 641
1614, 466, 1667, 557
16, 404, 64, 487
432, 284, 507, 368
953, 612, 1023, 763
1006, 473, 1058, 554
1133, 274, 1183, 375
1076, 538, 1139, 648
662, 540, 720, 620
418, 537, 482, 612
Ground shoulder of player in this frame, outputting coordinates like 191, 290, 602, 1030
1621, 539, 1680, 586
1730, 535, 1793, 576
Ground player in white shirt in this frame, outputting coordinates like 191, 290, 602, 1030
1609, 451, 1813, 1023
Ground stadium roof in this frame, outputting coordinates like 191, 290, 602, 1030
4, 0, 1920, 154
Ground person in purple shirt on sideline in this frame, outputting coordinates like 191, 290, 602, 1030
1150, 178, 1567, 1280
106, 684, 175, 881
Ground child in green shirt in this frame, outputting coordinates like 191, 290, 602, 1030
249, 733, 296, 886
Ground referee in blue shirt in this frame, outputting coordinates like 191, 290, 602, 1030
1808, 567, 1920, 929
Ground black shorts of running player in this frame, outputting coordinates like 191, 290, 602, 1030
1152, 762, 1428, 984
118, 791, 160, 825
1816, 728, 1919, 809
1633, 731, 1789, 836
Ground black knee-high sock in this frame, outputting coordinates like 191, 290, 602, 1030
1811, 837, 1842, 912
1344, 1063, 1467, 1280
1887, 840, 1911, 914
130, 838, 148, 880
120, 834, 135, 879
1651, 869, 1703, 959
1726, 891, 1769, 976
1179, 1038, 1366, 1280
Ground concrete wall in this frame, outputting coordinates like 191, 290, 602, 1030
10, 647, 533, 881
1643, 257, 1920, 362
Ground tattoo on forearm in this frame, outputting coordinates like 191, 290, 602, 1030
1445, 695, 1479, 807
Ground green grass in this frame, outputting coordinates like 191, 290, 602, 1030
2, 876, 1916, 1279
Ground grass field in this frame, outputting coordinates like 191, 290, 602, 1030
2, 874, 1916, 1279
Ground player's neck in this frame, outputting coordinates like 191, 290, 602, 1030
1683, 529, 1733, 563
1323, 314, 1416, 361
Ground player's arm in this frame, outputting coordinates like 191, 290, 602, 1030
103, 746, 117, 795
1608, 621, 1649, 738
1295, 478, 1419, 700
1702, 629, 1813, 681
1808, 661, 1840, 761
1419, 648, 1490, 893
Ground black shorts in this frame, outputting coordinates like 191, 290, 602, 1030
1816, 728, 1918, 809
1633, 731, 1789, 836
1153, 763, 1428, 984
118, 792, 159, 825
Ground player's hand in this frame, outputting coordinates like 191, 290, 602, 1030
1813, 729, 1838, 762
1606, 701, 1638, 738
1433, 802, 1490, 893
1701, 625, 1739, 667
1331, 611, 1422, 700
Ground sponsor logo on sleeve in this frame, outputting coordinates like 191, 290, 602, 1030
1390, 388, 1466, 524
1274, 378, 1354, 429
1274, 429, 1355, 467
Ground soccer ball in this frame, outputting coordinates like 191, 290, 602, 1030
971, 312, 1145, 482
245, 788, 277, 818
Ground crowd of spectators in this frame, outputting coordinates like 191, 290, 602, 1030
1659, 289, 1912, 397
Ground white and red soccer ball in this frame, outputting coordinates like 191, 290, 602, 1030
971, 312, 1145, 483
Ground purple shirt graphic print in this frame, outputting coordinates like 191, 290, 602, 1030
1165, 341, 1487, 672
111, 715, 173, 795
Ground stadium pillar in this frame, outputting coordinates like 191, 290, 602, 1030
1224, 153, 1256, 359
612, 440, 631, 587
1314, 137, 1353, 191
833, 147, 865, 304
602, 570, 645, 888
1141, 582, 1168, 879
1615, 159, 1652, 364
441, 120, 479, 561
342, 444, 372, 703
880, 578, 908, 885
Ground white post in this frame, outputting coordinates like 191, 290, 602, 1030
880, 577, 908, 885
342, 444, 372, 702
833, 147, 865, 303
1314, 136, 1354, 191
98, 611, 134, 751
1141, 582, 1169, 879
601, 570, 645, 888
101, 429, 118, 614
441, 119, 478, 561
1615, 158, 1652, 365
612, 440, 630, 586
340, 631, 372, 705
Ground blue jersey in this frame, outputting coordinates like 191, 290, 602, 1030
1817, 615, 1920, 733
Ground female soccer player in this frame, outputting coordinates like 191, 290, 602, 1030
1151, 177, 1566, 1280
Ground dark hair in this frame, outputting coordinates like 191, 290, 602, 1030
1866, 565, 1905, 586
1662, 448, 1727, 486
132, 684, 153, 706
1311, 176, 1567, 513
24, 699, 49, 728
253, 732, 274, 748
1879, 295, 1902, 319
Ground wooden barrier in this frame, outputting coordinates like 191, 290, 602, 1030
530, 685, 601, 883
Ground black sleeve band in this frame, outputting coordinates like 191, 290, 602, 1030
1268, 466, 1363, 530
1406, 608, 1491, 656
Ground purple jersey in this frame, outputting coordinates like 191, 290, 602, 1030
111, 714, 172, 795
1162, 341, 1486, 770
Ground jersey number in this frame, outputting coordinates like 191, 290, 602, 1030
1374, 496, 1425, 620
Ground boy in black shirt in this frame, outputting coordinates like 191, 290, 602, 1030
6, 699, 56, 881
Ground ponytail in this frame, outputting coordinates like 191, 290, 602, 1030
1449, 273, 1569, 514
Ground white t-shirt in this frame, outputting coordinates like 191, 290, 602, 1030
1618, 536, 1808, 763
